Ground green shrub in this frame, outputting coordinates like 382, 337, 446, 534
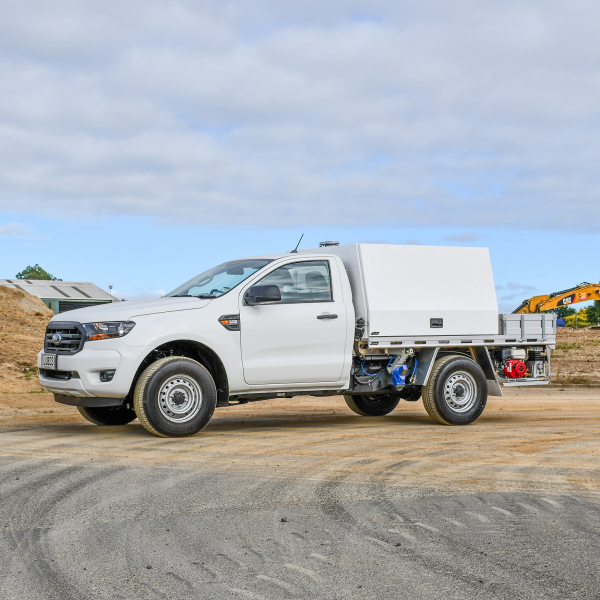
565, 311, 591, 328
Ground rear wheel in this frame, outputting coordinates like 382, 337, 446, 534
422, 355, 487, 425
134, 356, 217, 438
77, 405, 136, 426
344, 393, 401, 416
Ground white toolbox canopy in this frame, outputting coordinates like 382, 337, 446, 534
301, 243, 499, 337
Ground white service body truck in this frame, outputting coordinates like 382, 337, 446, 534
38, 244, 556, 437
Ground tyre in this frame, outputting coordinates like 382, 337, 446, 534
133, 356, 217, 438
422, 355, 487, 425
344, 393, 401, 416
77, 405, 137, 426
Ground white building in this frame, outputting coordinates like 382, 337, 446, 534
0, 279, 119, 314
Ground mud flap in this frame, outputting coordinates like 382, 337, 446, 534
470, 346, 503, 397
414, 348, 440, 386
486, 379, 503, 397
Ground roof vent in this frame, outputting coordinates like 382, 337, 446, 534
319, 241, 339, 247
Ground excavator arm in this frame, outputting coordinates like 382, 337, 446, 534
513, 282, 600, 314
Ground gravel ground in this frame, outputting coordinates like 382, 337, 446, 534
0, 389, 599, 599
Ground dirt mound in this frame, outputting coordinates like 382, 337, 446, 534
553, 327, 600, 384
0, 285, 53, 393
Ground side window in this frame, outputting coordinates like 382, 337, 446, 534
257, 261, 332, 303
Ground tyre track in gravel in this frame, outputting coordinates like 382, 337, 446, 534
0, 390, 599, 598
1, 459, 600, 598
303, 468, 600, 599
0, 461, 126, 600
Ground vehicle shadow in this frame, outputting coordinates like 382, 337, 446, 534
0, 405, 522, 439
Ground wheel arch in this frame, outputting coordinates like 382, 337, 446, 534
412, 347, 501, 397
129, 340, 229, 407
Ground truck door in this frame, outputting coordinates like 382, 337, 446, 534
240, 259, 348, 385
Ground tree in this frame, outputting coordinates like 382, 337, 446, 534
16, 264, 61, 281
544, 306, 576, 318
587, 300, 600, 325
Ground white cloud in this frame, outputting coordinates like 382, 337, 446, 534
506, 282, 536, 291
497, 281, 538, 309
500, 293, 525, 302
0, 1, 599, 229
0, 222, 33, 236
442, 232, 483, 242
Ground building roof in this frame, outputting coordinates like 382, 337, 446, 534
0, 280, 119, 302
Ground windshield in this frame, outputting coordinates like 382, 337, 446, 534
165, 259, 273, 299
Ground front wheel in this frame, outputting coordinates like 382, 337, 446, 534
134, 357, 217, 438
77, 405, 136, 426
344, 393, 401, 416
422, 355, 487, 425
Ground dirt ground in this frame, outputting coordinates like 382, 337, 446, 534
1, 389, 599, 599
552, 326, 600, 384
2, 288, 600, 597
1, 388, 599, 493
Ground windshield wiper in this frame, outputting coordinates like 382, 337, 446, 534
172, 294, 216, 299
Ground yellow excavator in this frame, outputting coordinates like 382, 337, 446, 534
513, 282, 600, 314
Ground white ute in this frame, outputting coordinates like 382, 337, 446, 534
38, 243, 556, 437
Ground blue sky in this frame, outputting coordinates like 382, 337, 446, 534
1, 210, 598, 313
0, 1, 599, 313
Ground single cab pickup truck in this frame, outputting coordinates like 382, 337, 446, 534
38, 243, 556, 437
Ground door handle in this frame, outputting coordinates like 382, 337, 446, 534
317, 314, 338, 319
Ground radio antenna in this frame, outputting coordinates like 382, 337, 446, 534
290, 233, 304, 253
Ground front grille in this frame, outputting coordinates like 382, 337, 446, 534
44, 322, 85, 355
40, 369, 79, 380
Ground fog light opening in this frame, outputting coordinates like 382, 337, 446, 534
100, 370, 116, 382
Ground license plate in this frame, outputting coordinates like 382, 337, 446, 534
41, 353, 57, 370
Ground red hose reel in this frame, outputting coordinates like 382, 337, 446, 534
504, 359, 527, 379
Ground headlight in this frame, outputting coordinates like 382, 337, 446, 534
83, 321, 136, 341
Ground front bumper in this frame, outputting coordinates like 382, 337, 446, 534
40, 376, 94, 398
37, 343, 146, 399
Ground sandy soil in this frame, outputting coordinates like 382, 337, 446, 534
2, 389, 598, 494
552, 327, 600, 384
0, 285, 53, 393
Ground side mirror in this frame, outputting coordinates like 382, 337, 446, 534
244, 284, 281, 306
